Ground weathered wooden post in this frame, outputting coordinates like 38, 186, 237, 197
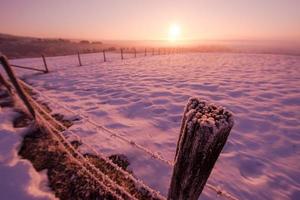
121, 48, 124, 60
144, 48, 147, 56
103, 49, 106, 62
0, 55, 36, 118
41, 54, 49, 73
168, 97, 234, 200
134, 48, 137, 58
77, 51, 82, 66
152, 48, 154, 56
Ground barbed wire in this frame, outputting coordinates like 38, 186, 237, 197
24, 95, 141, 200
19, 79, 239, 200
20, 80, 174, 166
20, 80, 166, 200
15, 96, 125, 200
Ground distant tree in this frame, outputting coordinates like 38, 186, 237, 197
80, 40, 90, 44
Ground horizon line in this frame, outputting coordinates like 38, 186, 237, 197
1, 32, 300, 44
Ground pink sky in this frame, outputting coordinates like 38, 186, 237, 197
0, 0, 300, 41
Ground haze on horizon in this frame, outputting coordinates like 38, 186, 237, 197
0, 0, 300, 43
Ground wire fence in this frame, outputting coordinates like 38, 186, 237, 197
8, 47, 182, 74
0, 54, 238, 200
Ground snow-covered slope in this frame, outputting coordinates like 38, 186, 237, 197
8, 52, 300, 199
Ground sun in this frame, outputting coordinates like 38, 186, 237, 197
168, 23, 181, 42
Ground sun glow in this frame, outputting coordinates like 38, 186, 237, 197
168, 23, 181, 42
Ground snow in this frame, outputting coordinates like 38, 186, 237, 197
0, 106, 57, 200
6, 52, 300, 199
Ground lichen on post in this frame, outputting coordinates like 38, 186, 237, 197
168, 97, 234, 200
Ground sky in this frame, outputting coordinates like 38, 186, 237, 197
0, 0, 300, 41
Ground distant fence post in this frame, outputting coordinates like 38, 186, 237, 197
168, 97, 234, 200
0, 55, 36, 118
77, 52, 82, 66
134, 48, 137, 58
152, 48, 154, 56
121, 48, 124, 60
41, 54, 49, 73
103, 49, 106, 62
144, 48, 147, 56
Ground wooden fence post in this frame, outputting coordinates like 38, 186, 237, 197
77, 52, 82, 66
144, 48, 147, 56
0, 55, 36, 118
103, 49, 106, 62
152, 48, 154, 56
41, 54, 49, 73
168, 97, 234, 200
134, 48, 137, 58
121, 48, 124, 60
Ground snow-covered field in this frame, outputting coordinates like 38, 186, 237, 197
7, 52, 300, 199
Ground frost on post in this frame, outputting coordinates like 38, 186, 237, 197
168, 97, 234, 200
